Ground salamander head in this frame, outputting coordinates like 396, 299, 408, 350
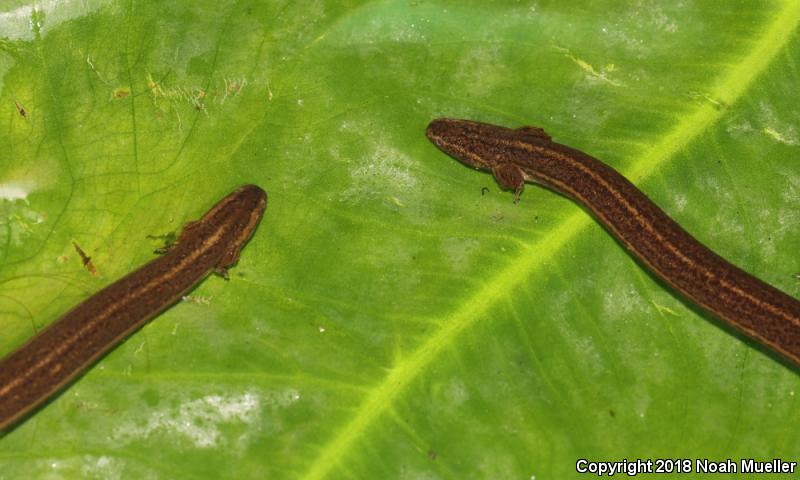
426, 118, 551, 171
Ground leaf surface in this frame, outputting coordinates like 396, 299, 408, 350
1, 1, 799, 478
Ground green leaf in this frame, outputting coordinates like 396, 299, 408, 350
2, 0, 800, 478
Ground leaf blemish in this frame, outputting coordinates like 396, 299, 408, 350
112, 87, 131, 100
0, 184, 44, 247
182, 295, 212, 305
341, 144, 418, 202
14, 100, 27, 118
762, 127, 798, 146
441, 237, 481, 273
147, 73, 250, 113
221, 77, 248, 104
687, 91, 725, 109
757, 101, 799, 145
553, 45, 622, 87
0, 183, 31, 202
85, 53, 111, 85
112, 391, 266, 450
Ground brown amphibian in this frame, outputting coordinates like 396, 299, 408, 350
427, 118, 800, 366
0, 185, 267, 431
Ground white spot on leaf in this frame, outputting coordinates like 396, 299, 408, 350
112, 390, 301, 450
440, 237, 481, 272
342, 144, 417, 201
0, 183, 44, 247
